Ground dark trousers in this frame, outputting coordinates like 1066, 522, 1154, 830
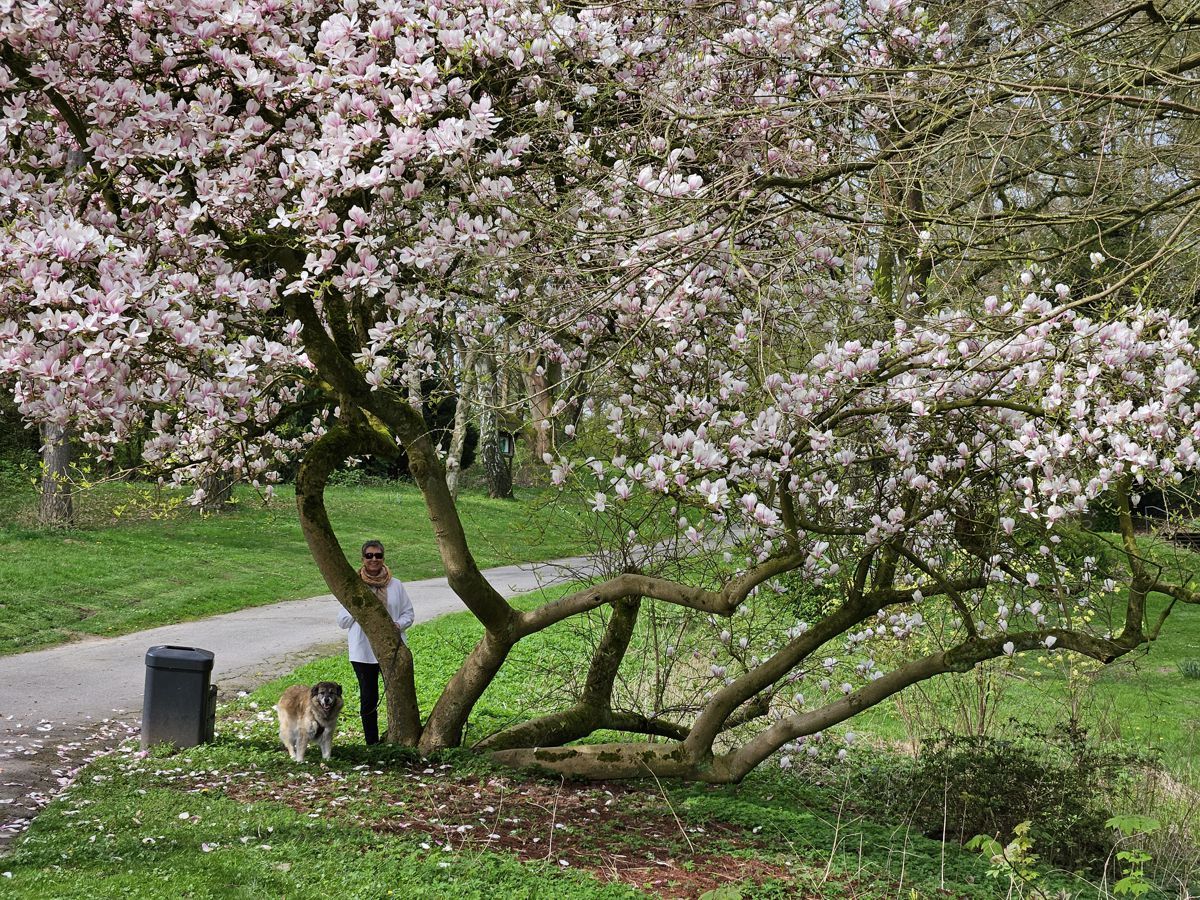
351, 661, 382, 745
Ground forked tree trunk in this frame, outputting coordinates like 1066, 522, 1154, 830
475, 598, 688, 751
38, 423, 73, 527
282, 298, 1097, 782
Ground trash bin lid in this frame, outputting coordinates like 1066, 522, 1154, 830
145, 645, 215, 671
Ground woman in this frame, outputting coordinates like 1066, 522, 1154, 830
336, 539, 415, 744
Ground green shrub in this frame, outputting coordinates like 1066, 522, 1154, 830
0, 452, 35, 484
856, 729, 1151, 873
1177, 658, 1200, 679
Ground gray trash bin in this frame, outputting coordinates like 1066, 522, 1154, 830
141, 645, 216, 750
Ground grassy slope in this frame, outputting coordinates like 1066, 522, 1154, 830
0, 479, 585, 655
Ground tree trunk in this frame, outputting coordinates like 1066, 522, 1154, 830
406, 365, 423, 416
524, 353, 559, 463
37, 423, 73, 527
489, 742, 724, 781
445, 347, 475, 501
199, 470, 236, 512
380, 640, 420, 744
475, 353, 514, 499
481, 431, 513, 499
418, 629, 514, 753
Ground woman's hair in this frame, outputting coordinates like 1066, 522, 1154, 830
362, 539, 385, 556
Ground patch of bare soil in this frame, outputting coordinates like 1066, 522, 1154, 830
227, 764, 800, 898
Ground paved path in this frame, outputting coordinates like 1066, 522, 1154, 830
0, 556, 589, 849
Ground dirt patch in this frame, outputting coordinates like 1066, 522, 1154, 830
228, 766, 799, 898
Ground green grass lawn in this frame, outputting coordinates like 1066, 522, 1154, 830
4, 592, 1118, 900
7, 588, 1190, 898
0, 478, 586, 655
3, 488, 1198, 896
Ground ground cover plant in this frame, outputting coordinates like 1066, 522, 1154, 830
0, 478, 585, 655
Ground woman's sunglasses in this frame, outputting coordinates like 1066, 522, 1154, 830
363, 552, 384, 560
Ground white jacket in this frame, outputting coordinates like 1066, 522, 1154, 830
336, 578, 415, 664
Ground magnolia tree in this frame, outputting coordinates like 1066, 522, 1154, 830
3, 0, 1200, 781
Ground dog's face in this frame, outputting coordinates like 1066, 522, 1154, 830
310, 682, 343, 718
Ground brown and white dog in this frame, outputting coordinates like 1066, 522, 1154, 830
275, 681, 344, 762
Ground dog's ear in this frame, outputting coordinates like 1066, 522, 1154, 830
310, 684, 320, 697
334, 683, 343, 696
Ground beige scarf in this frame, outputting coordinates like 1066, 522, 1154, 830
359, 564, 391, 596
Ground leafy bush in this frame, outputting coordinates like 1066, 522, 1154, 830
0, 395, 38, 457
773, 569, 840, 622
0, 451, 35, 484
860, 729, 1151, 873
1177, 658, 1200, 679
326, 464, 367, 487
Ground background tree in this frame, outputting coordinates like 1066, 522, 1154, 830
36, 423, 72, 527
474, 350, 515, 500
